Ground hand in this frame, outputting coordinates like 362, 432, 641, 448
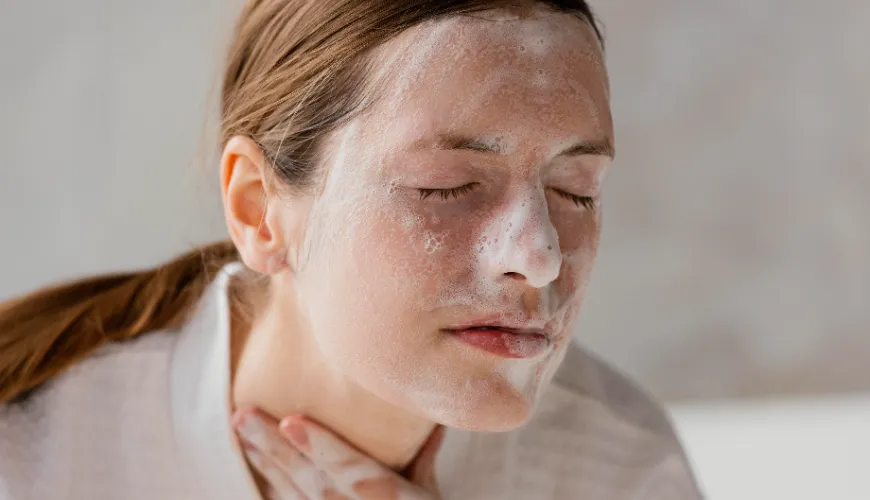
233, 409, 444, 500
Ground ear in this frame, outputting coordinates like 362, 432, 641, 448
220, 136, 287, 274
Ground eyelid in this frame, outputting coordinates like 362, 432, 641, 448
412, 182, 597, 210
551, 188, 598, 211
417, 182, 479, 201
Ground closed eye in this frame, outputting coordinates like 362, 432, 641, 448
418, 183, 479, 201
552, 189, 598, 211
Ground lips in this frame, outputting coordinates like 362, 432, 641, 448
446, 326, 551, 359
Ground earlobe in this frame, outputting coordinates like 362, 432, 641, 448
220, 136, 288, 275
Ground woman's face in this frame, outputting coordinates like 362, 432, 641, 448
285, 10, 613, 431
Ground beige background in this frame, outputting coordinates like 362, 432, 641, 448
1, 0, 867, 402
583, 0, 870, 400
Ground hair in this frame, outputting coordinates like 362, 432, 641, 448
0, 0, 603, 404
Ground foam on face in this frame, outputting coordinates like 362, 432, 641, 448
484, 187, 562, 289
401, 214, 423, 231
423, 231, 446, 253
497, 357, 543, 402
285, 7, 611, 431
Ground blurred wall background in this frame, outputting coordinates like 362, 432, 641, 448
1, 0, 867, 403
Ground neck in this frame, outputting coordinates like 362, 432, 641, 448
230, 277, 436, 470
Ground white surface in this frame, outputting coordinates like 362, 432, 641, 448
0, 0, 241, 296
671, 395, 870, 500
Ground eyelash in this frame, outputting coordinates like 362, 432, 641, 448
416, 184, 597, 211
417, 183, 479, 200
553, 189, 598, 212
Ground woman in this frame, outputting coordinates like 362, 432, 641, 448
0, 1, 703, 499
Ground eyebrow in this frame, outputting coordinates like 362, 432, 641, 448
556, 139, 615, 159
426, 133, 615, 159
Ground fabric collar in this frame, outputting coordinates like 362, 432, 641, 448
169, 262, 261, 499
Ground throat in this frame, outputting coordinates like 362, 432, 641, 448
229, 292, 437, 470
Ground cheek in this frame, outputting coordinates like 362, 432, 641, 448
376, 199, 485, 293
553, 209, 601, 254
317, 196, 465, 323
298, 201, 435, 370
554, 211, 601, 305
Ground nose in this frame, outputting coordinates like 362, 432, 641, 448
482, 190, 562, 288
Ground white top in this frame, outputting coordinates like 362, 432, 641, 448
0, 264, 704, 499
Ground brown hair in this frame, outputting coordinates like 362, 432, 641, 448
0, 0, 602, 404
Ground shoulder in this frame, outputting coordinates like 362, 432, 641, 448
436, 341, 705, 499
9, 329, 178, 407
548, 340, 681, 444
0, 330, 181, 499
1, 328, 178, 416
534, 341, 704, 498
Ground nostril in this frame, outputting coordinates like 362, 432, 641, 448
504, 272, 524, 281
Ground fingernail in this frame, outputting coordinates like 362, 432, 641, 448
230, 408, 248, 429
279, 417, 309, 448
235, 411, 269, 449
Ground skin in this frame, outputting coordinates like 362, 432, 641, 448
221, 7, 613, 497
234, 408, 443, 500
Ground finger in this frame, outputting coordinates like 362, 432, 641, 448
279, 416, 389, 494
234, 409, 327, 499
241, 440, 306, 500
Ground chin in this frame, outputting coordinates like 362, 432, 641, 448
426, 376, 541, 432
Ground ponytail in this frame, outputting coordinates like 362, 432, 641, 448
0, 241, 240, 404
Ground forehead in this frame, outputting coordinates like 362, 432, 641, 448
360, 9, 612, 154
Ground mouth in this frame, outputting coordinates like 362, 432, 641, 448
443, 324, 553, 359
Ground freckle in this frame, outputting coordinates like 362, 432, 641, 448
547, 245, 553, 250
